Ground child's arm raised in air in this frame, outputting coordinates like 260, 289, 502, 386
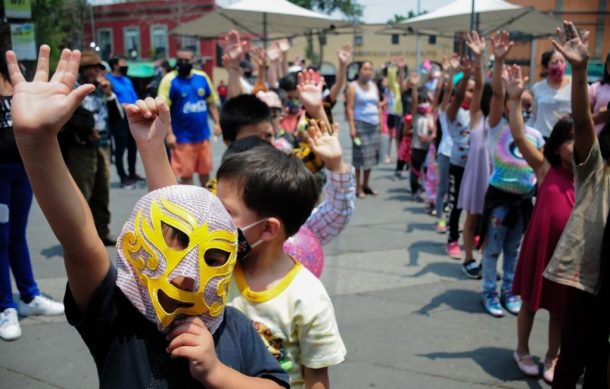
7, 46, 108, 312
465, 31, 486, 128
126, 96, 177, 190
506, 65, 548, 178
446, 57, 472, 123
298, 69, 330, 127
552, 20, 595, 164
489, 31, 513, 128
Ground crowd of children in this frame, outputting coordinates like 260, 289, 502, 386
1, 17, 609, 388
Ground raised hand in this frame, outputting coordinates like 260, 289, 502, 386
506, 64, 529, 100
266, 42, 281, 63
490, 30, 513, 61
125, 96, 171, 147
297, 69, 324, 114
395, 56, 407, 69
250, 46, 266, 68
552, 20, 590, 69
337, 44, 353, 65
7, 45, 95, 137
277, 38, 291, 53
461, 57, 474, 77
465, 31, 486, 57
408, 72, 420, 88
306, 120, 344, 172
449, 53, 461, 73
222, 30, 247, 69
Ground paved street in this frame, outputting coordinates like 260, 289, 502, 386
0, 109, 562, 389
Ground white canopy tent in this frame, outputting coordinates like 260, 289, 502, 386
172, 0, 345, 44
396, 0, 560, 37
389, 0, 561, 80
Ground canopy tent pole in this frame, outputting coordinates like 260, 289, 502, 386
263, 12, 268, 48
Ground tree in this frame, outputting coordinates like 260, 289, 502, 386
387, 14, 408, 24
289, 0, 363, 21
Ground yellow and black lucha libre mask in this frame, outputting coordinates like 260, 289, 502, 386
115, 185, 237, 332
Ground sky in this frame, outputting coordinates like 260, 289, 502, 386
88, 0, 455, 23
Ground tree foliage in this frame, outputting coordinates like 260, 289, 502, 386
289, 0, 363, 21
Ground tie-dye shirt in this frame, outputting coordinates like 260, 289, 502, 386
488, 119, 545, 195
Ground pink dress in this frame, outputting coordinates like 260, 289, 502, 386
457, 119, 490, 214
512, 166, 574, 313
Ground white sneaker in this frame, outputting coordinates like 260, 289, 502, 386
18, 295, 64, 317
0, 308, 22, 341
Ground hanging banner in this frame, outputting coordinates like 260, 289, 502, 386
10, 24, 37, 60
4, 0, 32, 19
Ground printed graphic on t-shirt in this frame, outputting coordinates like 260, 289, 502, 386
252, 320, 293, 372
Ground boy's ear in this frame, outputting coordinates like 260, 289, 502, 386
261, 217, 283, 241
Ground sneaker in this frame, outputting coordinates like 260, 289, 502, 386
435, 219, 447, 234
121, 177, 135, 189
482, 293, 504, 317
0, 308, 21, 341
462, 259, 481, 279
393, 171, 403, 181
447, 241, 462, 260
130, 173, 146, 181
428, 206, 437, 216
500, 293, 522, 315
18, 295, 64, 317
513, 351, 540, 377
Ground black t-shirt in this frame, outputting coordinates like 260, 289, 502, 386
64, 266, 289, 389
0, 96, 22, 164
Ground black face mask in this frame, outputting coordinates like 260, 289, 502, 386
119, 66, 129, 76
177, 62, 193, 77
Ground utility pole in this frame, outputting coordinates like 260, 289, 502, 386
415, 0, 421, 71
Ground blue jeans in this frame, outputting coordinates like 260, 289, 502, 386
0, 163, 40, 310
435, 154, 450, 219
481, 205, 524, 296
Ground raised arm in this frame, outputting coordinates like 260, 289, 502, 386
251, 46, 267, 92
7, 46, 108, 312
552, 21, 595, 163
223, 31, 248, 98
489, 31, 514, 128
329, 44, 352, 103
506, 64, 547, 178
465, 31, 485, 128
446, 57, 472, 122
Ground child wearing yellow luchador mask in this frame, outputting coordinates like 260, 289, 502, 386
6, 46, 288, 389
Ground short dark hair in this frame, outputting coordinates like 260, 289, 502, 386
217, 147, 318, 237
544, 117, 574, 166
222, 135, 273, 162
220, 94, 271, 142
108, 55, 126, 70
279, 73, 298, 92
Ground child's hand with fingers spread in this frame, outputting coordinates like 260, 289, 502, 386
166, 317, 219, 385
337, 44, 352, 66
506, 64, 529, 100
297, 70, 324, 115
465, 31, 486, 57
222, 30, 247, 70
551, 20, 590, 69
490, 31, 513, 61
7, 45, 95, 138
125, 96, 171, 148
306, 120, 346, 173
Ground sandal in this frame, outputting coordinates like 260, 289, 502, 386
543, 358, 556, 384
363, 186, 379, 196
513, 351, 540, 377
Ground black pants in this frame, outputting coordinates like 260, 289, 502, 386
410, 148, 428, 194
553, 287, 610, 389
111, 118, 137, 180
447, 164, 464, 243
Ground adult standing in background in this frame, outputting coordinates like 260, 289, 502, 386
346, 61, 382, 199
0, 57, 64, 342
105, 55, 143, 187
158, 49, 221, 186
527, 48, 572, 139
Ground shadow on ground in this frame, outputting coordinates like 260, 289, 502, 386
415, 288, 485, 316
418, 346, 544, 388
407, 240, 445, 267
41, 244, 63, 259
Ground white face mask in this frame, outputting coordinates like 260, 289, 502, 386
236, 218, 268, 260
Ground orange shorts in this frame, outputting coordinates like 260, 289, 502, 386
171, 140, 212, 178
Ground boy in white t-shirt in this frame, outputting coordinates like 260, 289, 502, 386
216, 137, 346, 388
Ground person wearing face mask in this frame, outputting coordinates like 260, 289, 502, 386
588, 52, 610, 134
105, 55, 142, 187
6, 46, 289, 387
346, 60, 382, 198
526, 48, 572, 139
158, 49, 221, 187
